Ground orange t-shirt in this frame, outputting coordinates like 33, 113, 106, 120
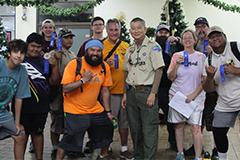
102, 39, 129, 94
61, 57, 113, 114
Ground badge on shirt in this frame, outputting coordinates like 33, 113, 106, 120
142, 52, 146, 58
227, 59, 235, 66
129, 47, 134, 53
153, 45, 161, 52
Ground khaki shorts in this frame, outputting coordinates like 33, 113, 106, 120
51, 113, 64, 134
110, 94, 128, 129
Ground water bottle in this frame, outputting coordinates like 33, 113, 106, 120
113, 119, 117, 129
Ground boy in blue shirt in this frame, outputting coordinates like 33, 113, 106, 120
0, 39, 31, 159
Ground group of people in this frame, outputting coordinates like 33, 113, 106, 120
0, 15, 239, 160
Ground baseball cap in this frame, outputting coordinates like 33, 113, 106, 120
85, 40, 103, 51
42, 19, 55, 28
194, 17, 209, 26
156, 24, 170, 33
207, 26, 224, 37
58, 28, 75, 37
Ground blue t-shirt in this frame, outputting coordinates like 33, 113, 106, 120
0, 59, 30, 123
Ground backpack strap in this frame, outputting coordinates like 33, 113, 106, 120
100, 61, 106, 76
208, 52, 212, 66
230, 41, 240, 62
104, 40, 122, 61
76, 57, 83, 92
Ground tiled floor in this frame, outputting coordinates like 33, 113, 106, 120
0, 114, 239, 160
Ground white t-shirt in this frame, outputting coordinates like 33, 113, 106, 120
167, 51, 206, 110
203, 41, 240, 112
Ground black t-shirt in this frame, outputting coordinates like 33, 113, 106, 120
13, 56, 52, 113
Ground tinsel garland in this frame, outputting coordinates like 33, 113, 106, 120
36, 0, 105, 17
199, 0, 240, 13
0, 0, 59, 6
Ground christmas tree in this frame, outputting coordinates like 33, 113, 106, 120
0, 17, 8, 58
160, 0, 188, 37
116, 12, 131, 44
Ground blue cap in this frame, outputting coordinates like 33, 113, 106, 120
85, 39, 103, 51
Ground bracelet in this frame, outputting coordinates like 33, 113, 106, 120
80, 78, 86, 84
105, 110, 111, 113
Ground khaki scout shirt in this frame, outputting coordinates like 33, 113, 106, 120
123, 36, 165, 86
50, 49, 76, 76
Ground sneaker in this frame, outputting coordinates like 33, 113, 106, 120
29, 142, 34, 153
84, 141, 94, 153
175, 152, 185, 160
120, 150, 134, 160
184, 144, 204, 156
211, 147, 219, 160
96, 154, 113, 160
67, 151, 85, 157
51, 149, 57, 158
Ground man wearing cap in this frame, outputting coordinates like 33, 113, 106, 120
102, 18, 133, 160
155, 24, 183, 152
56, 39, 117, 160
49, 28, 77, 158
77, 16, 106, 57
203, 26, 240, 160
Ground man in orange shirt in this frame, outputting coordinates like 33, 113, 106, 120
102, 18, 133, 160
56, 40, 116, 160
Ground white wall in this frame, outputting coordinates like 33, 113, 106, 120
13, 0, 240, 41
95, 0, 240, 41
15, 6, 36, 40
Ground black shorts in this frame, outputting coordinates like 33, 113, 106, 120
58, 112, 114, 152
20, 112, 48, 135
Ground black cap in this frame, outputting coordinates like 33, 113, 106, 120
58, 28, 75, 37
194, 17, 209, 26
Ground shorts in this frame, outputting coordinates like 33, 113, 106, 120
20, 112, 48, 135
50, 112, 64, 134
0, 119, 25, 140
213, 110, 239, 128
58, 112, 114, 152
110, 94, 128, 129
168, 107, 203, 126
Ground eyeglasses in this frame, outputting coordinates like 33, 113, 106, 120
208, 33, 222, 40
92, 24, 104, 27
195, 24, 207, 30
183, 37, 193, 40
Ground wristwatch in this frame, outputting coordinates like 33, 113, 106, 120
80, 78, 86, 84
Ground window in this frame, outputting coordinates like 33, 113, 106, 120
0, 5, 16, 40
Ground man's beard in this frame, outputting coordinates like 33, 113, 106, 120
84, 52, 103, 66
155, 36, 168, 51
197, 30, 206, 39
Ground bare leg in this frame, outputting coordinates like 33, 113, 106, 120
56, 147, 67, 160
12, 133, 28, 160
51, 131, 60, 146
175, 122, 185, 152
31, 133, 44, 160
100, 146, 109, 156
190, 125, 202, 158
119, 128, 128, 146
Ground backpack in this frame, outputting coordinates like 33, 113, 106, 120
208, 41, 240, 65
75, 57, 106, 92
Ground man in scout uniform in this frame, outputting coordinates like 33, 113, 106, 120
102, 18, 133, 160
49, 28, 77, 158
121, 17, 165, 160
